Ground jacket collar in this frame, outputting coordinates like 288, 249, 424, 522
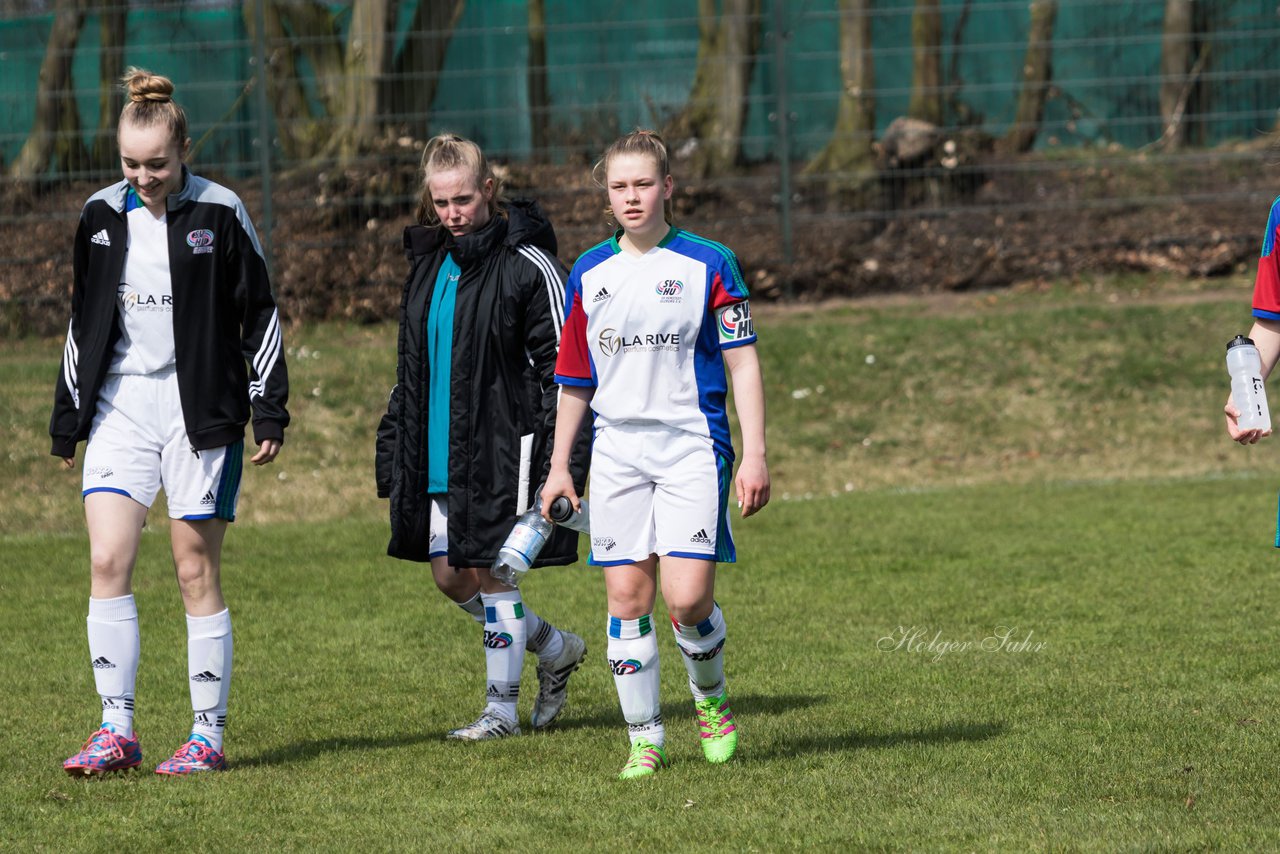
402, 215, 506, 264
445, 212, 509, 266
402, 198, 559, 265
100, 165, 196, 214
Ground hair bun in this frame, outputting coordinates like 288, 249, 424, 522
122, 67, 174, 104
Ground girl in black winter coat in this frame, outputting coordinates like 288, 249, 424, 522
377, 134, 588, 740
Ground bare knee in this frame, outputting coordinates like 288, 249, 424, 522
89, 548, 134, 597
665, 596, 714, 627
607, 591, 655, 620
434, 563, 479, 603
167, 519, 227, 613
605, 568, 658, 619
658, 558, 716, 625
174, 556, 220, 603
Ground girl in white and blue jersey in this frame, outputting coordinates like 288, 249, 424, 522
541, 130, 770, 779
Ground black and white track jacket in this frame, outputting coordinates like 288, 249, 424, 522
50, 169, 289, 457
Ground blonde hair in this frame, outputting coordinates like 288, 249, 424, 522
118, 67, 188, 147
416, 133, 505, 226
593, 129, 674, 224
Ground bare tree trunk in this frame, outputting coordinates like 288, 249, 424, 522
8, 0, 87, 180
55, 74, 90, 175
92, 0, 125, 170
245, 0, 326, 161
247, 0, 463, 163
275, 0, 347, 118
665, 0, 762, 179
805, 0, 875, 183
327, 0, 393, 161
907, 0, 941, 125
387, 0, 465, 141
527, 0, 549, 161
1000, 0, 1057, 155
1158, 0, 1194, 150
944, 0, 977, 125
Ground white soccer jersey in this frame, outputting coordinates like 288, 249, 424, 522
109, 203, 175, 375
554, 226, 756, 459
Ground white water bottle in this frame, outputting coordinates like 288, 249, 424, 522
491, 504, 554, 587
1227, 335, 1272, 432
548, 496, 590, 533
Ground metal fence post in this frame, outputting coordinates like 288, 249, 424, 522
251, 0, 275, 285
769, 0, 794, 277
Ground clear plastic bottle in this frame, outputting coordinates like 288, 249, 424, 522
491, 505, 553, 587
548, 496, 590, 533
1227, 335, 1272, 433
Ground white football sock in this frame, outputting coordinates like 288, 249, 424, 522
87, 595, 139, 736
456, 591, 485, 624
186, 609, 232, 751
481, 591, 527, 723
608, 614, 663, 746
672, 603, 727, 700
524, 607, 565, 664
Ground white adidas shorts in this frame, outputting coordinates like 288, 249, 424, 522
426, 493, 448, 559
587, 423, 735, 566
81, 369, 243, 521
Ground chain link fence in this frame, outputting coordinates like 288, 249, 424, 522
3, 0, 1279, 331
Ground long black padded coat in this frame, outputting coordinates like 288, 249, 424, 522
376, 199, 589, 566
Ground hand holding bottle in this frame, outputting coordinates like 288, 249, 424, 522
548, 496, 590, 533
491, 482, 591, 587
1226, 335, 1273, 444
539, 466, 579, 521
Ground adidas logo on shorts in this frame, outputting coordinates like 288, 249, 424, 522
90, 229, 111, 246
201, 491, 216, 505
690, 528, 712, 546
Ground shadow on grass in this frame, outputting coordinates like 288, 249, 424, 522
545, 691, 823, 732
749, 720, 1007, 760
236, 693, 827, 767
729, 694, 1007, 759
237, 697, 998, 767
234, 733, 443, 769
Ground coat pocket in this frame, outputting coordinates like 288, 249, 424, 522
374, 385, 399, 499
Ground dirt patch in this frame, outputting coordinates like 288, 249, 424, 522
2, 147, 1271, 337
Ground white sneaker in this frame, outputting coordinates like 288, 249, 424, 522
446, 711, 521, 741
530, 631, 587, 730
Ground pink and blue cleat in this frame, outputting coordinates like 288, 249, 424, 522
63, 726, 143, 777
155, 735, 226, 775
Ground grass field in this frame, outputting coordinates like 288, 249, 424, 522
4, 275, 1280, 850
